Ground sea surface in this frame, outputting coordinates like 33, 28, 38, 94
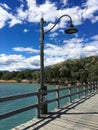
0, 83, 76, 130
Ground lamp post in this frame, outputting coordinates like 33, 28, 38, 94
40, 14, 78, 115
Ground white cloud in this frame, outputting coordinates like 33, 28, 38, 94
0, 54, 40, 71
0, 3, 11, 10
24, 29, 29, 32
49, 32, 59, 39
0, 6, 10, 28
44, 23, 59, 32
17, 4, 28, 20
0, 34, 98, 71
91, 35, 98, 40
45, 56, 65, 66
0, 5, 22, 28
84, 34, 98, 44
44, 38, 83, 59
26, 0, 58, 23
0, 54, 25, 66
0, 0, 98, 71
0, 0, 98, 29
13, 47, 39, 53
44, 36, 98, 63
61, 0, 68, 6
82, 0, 98, 23
83, 46, 97, 52
9, 18, 22, 27
25, 56, 40, 67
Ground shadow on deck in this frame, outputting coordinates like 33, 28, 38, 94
15, 93, 98, 130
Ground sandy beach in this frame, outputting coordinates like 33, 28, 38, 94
0, 80, 17, 83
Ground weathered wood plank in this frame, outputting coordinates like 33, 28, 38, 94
12, 94, 98, 130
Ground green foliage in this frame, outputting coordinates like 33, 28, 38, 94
0, 56, 98, 83
45, 56, 98, 83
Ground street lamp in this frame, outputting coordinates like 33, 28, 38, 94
40, 14, 78, 115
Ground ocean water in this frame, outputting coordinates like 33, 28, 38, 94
0, 83, 38, 130
0, 83, 77, 130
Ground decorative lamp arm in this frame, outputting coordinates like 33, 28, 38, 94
44, 14, 73, 34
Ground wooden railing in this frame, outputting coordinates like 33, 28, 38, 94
0, 81, 98, 119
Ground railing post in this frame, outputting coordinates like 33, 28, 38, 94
94, 81, 96, 92
90, 83, 93, 93
88, 82, 90, 95
96, 81, 98, 90
83, 82, 86, 96
40, 86, 48, 116
56, 86, 60, 109
36, 89, 41, 118
92, 82, 95, 93
89, 82, 92, 94
94, 81, 97, 93
94, 81, 97, 92
69, 86, 72, 103
90, 82, 92, 94
91, 81, 94, 93
96, 81, 98, 91
77, 85, 80, 99
97, 81, 98, 91
87, 82, 89, 95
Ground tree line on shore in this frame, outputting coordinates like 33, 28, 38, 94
0, 56, 98, 84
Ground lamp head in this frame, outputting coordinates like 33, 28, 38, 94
65, 24, 78, 34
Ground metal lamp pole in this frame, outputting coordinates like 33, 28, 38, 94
40, 14, 78, 115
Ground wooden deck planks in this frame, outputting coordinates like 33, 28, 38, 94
11, 94, 98, 130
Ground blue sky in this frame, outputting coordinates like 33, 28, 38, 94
0, 0, 98, 71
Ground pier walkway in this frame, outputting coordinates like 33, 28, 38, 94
12, 93, 98, 130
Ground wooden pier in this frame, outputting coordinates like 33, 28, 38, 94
0, 82, 98, 130
12, 93, 98, 130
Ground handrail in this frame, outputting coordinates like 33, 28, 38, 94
0, 92, 38, 102
0, 104, 38, 119
0, 81, 98, 119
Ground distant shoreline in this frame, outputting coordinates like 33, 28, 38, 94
0, 79, 82, 86
0, 79, 36, 83
0, 80, 17, 83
